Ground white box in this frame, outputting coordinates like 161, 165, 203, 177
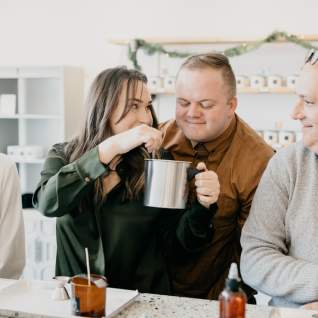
250, 75, 266, 90
279, 131, 295, 146
236, 75, 250, 88
7, 145, 20, 157
268, 75, 284, 89
0, 94, 16, 115
163, 76, 176, 91
263, 130, 278, 145
287, 75, 298, 89
148, 76, 163, 92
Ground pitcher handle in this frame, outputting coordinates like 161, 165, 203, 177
187, 167, 201, 181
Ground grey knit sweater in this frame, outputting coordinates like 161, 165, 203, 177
240, 141, 318, 308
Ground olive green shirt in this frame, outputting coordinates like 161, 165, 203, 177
33, 143, 216, 294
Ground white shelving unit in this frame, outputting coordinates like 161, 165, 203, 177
113, 36, 318, 146
0, 66, 84, 194
0, 66, 84, 280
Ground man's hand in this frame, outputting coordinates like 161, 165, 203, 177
195, 162, 220, 209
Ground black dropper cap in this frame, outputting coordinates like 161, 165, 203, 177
225, 263, 240, 292
225, 277, 239, 292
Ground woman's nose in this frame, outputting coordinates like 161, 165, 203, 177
138, 108, 153, 125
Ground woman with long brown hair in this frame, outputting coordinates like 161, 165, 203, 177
33, 66, 220, 294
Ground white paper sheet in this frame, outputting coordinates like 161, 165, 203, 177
0, 279, 138, 317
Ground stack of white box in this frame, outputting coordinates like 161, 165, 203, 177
0, 94, 16, 115
22, 210, 56, 280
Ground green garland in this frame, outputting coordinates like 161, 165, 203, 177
128, 31, 318, 71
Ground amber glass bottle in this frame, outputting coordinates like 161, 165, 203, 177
219, 263, 247, 318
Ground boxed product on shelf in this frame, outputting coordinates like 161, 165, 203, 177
148, 76, 163, 92
250, 75, 266, 90
263, 130, 278, 145
261, 130, 297, 149
236, 75, 250, 88
286, 75, 298, 89
267, 75, 284, 89
278, 131, 295, 146
0, 94, 16, 115
163, 76, 176, 91
7, 145, 44, 160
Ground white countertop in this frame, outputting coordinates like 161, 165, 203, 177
115, 293, 318, 318
0, 278, 17, 290
0, 279, 317, 318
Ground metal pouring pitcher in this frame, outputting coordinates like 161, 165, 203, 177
144, 159, 200, 209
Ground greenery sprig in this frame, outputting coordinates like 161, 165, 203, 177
127, 31, 318, 70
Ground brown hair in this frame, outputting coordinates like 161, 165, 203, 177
178, 52, 236, 98
66, 66, 158, 206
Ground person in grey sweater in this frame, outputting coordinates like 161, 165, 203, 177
240, 49, 318, 309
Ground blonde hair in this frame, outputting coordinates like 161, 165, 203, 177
179, 52, 236, 98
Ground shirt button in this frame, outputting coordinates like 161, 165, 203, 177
84, 176, 91, 183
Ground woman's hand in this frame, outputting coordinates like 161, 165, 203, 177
98, 124, 162, 164
195, 162, 220, 209
137, 124, 163, 153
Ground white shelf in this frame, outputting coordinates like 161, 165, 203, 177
238, 87, 295, 94
151, 87, 295, 95
151, 89, 175, 95
8, 156, 45, 164
110, 34, 318, 45
23, 208, 50, 220
22, 208, 42, 216
0, 114, 60, 119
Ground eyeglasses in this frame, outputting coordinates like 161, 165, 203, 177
305, 49, 318, 65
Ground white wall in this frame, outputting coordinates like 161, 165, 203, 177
0, 0, 317, 130
0, 0, 317, 75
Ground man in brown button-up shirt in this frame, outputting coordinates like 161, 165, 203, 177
160, 53, 274, 300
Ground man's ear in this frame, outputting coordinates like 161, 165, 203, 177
228, 96, 237, 114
